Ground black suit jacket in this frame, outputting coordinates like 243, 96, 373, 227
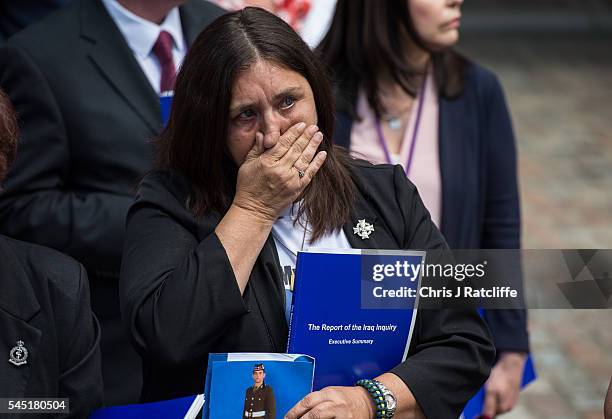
120, 161, 495, 418
0, 0, 225, 283
0, 235, 103, 418
0, 0, 71, 42
333, 61, 529, 353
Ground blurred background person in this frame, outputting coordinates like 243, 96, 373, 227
0, 0, 224, 405
0, 0, 71, 44
0, 88, 103, 418
450, 1, 612, 417
210, 0, 310, 30
209, 0, 334, 44
298, 0, 336, 48
317, 0, 529, 417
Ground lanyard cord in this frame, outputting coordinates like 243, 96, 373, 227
374, 69, 428, 176
272, 213, 309, 258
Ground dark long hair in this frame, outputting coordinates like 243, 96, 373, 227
157, 7, 355, 241
0, 88, 18, 185
316, 0, 467, 118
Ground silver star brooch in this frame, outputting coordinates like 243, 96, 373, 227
353, 219, 374, 240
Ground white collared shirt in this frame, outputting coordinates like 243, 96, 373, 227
272, 203, 352, 323
101, 0, 187, 94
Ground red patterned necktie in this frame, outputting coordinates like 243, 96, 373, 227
152, 30, 176, 93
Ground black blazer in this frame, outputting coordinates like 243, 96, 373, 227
0, 0, 71, 42
0, 234, 103, 418
120, 161, 495, 418
333, 61, 529, 353
0, 0, 225, 282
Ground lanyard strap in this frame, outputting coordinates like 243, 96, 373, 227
374, 70, 428, 176
272, 218, 309, 258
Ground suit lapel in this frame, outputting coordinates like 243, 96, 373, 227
0, 238, 42, 397
80, 0, 162, 133
0, 314, 42, 398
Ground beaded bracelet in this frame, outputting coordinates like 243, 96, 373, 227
355, 379, 390, 418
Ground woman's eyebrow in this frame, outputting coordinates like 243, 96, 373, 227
230, 87, 304, 114
229, 102, 255, 115
272, 86, 304, 101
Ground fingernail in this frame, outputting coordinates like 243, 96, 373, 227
307, 125, 319, 136
297, 122, 306, 130
313, 132, 323, 142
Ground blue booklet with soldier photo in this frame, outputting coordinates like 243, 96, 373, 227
203, 353, 314, 419
287, 249, 425, 390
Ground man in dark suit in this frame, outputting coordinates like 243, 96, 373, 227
0, 0, 225, 404
1, 88, 103, 418
0, 0, 71, 44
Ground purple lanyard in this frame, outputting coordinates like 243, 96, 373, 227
374, 71, 428, 176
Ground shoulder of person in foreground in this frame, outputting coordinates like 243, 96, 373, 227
6, 234, 89, 299
346, 157, 447, 250
347, 157, 409, 186
131, 169, 194, 219
0, 234, 103, 415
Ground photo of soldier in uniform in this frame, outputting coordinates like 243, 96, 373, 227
243, 364, 276, 418
204, 354, 313, 418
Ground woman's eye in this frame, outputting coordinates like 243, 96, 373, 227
281, 96, 296, 109
238, 109, 255, 120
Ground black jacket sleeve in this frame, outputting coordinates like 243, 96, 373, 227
0, 44, 133, 276
55, 263, 104, 417
388, 166, 496, 419
120, 174, 249, 365
479, 70, 529, 353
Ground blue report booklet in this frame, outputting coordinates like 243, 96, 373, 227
203, 353, 314, 419
287, 249, 425, 390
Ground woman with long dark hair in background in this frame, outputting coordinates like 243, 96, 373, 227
318, 1, 529, 417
